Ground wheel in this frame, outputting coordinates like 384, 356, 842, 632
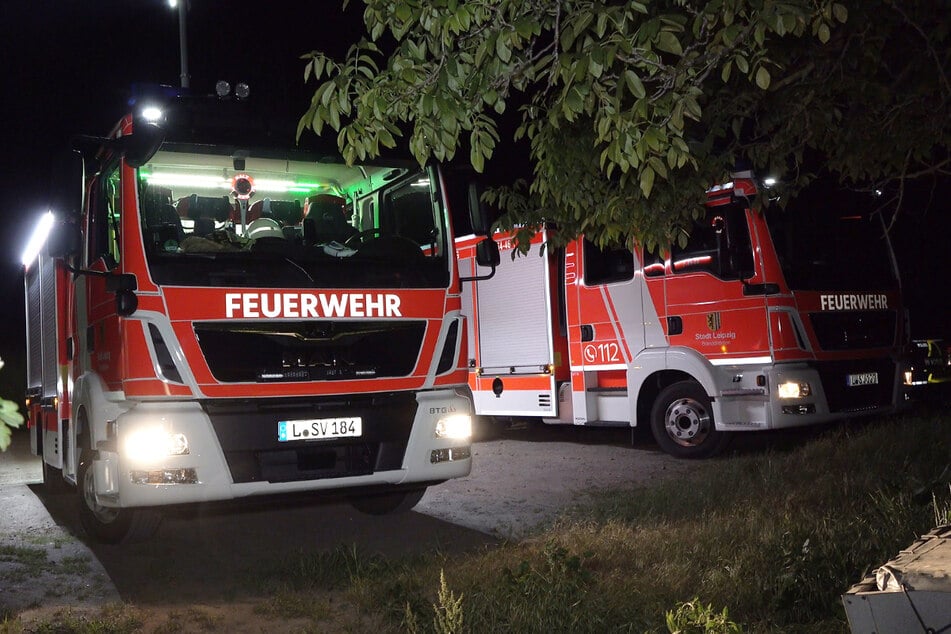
650, 381, 730, 459
76, 428, 162, 544
349, 487, 427, 516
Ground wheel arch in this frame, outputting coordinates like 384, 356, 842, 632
71, 372, 130, 451
630, 347, 722, 428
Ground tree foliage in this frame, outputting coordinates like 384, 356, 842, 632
299, 0, 950, 250
0, 357, 24, 452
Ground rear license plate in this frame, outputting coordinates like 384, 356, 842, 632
846, 372, 879, 387
278, 417, 362, 442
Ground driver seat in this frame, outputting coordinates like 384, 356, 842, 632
303, 195, 357, 245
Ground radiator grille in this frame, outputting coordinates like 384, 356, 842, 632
809, 311, 896, 351
194, 320, 426, 383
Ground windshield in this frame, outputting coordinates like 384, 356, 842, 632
764, 187, 899, 292
136, 145, 450, 288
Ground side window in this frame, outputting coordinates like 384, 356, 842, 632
88, 164, 121, 266
583, 238, 634, 285
642, 246, 666, 278
381, 173, 442, 255
671, 203, 753, 280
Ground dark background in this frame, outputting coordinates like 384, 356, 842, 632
1, 1, 949, 404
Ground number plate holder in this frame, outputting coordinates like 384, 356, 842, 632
277, 417, 363, 442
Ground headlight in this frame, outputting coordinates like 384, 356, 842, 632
777, 381, 811, 399
123, 427, 189, 464
435, 414, 472, 440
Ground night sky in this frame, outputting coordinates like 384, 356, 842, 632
1, 1, 949, 401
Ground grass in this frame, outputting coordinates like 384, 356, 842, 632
7, 406, 951, 633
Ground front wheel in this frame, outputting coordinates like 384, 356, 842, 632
650, 381, 730, 459
77, 445, 162, 544
349, 487, 427, 516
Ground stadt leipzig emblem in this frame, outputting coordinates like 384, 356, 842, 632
706, 312, 722, 332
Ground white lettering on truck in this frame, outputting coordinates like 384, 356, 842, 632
819, 294, 889, 311
225, 293, 402, 318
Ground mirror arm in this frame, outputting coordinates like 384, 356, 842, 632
460, 267, 496, 283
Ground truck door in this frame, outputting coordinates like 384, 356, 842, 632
79, 161, 124, 390
563, 238, 658, 423
662, 200, 771, 364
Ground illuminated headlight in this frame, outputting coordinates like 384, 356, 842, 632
777, 381, 811, 399
123, 427, 189, 464
435, 414, 472, 440
141, 106, 163, 122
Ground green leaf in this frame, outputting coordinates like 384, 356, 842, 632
755, 66, 771, 90
624, 70, 646, 99
817, 22, 830, 44
496, 35, 512, 63
721, 60, 732, 83
655, 31, 683, 56
640, 165, 656, 197
833, 3, 848, 23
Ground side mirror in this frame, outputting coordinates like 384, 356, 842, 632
475, 237, 500, 268
122, 122, 166, 168
467, 182, 491, 236
47, 221, 82, 259
460, 237, 500, 283
106, 274, 138, 317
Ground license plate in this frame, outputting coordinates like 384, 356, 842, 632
277, 417, 362, 442
846, 372, 879, 387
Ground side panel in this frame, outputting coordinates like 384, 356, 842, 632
458, 231, 558, 417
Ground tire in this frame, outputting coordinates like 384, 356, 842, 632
650, 381, 730, 459
77, 437, 162, 544
349, 487, 427, 516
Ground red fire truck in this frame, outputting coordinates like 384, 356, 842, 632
23, 85, 498, 543
457, 173, 907, 458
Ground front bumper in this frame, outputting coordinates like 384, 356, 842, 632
91, 389, 472, 509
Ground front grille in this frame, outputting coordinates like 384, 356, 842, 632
814, 358, 896, 413
202, 394, 417, 483
809, 311, 896, 351
195, 320, 426, 382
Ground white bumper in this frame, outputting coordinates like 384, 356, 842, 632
90, 389, 472, 509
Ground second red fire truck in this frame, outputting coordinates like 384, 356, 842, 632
457, 173, 907, 458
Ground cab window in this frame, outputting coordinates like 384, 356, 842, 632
671, 202, 753, 280
88, 163, 121, 267
583, 238, 634, 285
